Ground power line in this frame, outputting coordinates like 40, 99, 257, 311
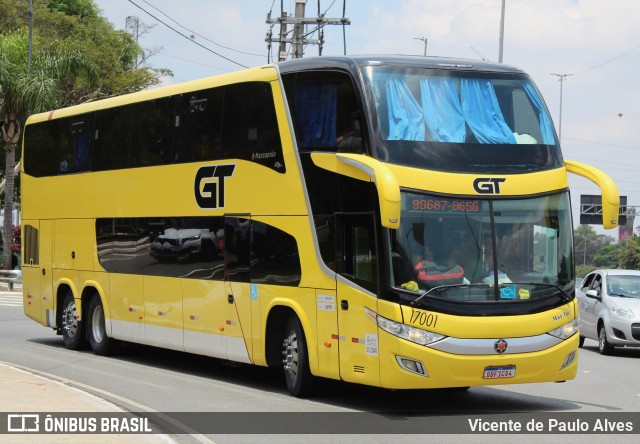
140, 0, 264, 58
127, 0, 248, 69
266, 0, 350, 61
564, 137, 640, 151
573, 42, 640, 75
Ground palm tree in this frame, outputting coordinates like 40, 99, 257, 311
0, 29, 97, 269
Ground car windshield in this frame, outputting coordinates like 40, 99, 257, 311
607, 276, 640, 299
361, 65, 563, 174
390, 191, 574, 308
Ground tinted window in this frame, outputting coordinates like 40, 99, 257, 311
133, 98, 175, 167
337, 213, 378, 293
224, 217, 251, 283
94, 106, 133, 170
23, 121, 58, 177
174, 88, 223, 163
23, 225, 39, 266
222, 83, 285, 172
283, 71, 365, 154
97, 216, 225, 280
24, 82, 285, 177
251, 220, 301, 286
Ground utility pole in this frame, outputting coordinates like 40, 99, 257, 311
266, 0, 351, 61
28, 0, 33, 70
498, 0, 505, 62
126, 16, 141, 68
551, 73, 573, 143
414, 37, 428, 56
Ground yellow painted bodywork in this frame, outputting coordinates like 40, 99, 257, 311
22, 63, 614, 391
565, 160, 620, 228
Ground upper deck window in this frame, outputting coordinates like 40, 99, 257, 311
362, 66, 562, 174
283, 71, 366, 154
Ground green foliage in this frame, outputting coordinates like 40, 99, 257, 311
48, 0, 98, 18
573, 225, 616, 267
576, 264, 596, 279
592, 243, 620, 268
618, 227, 640, 270
0, 0, 169, 105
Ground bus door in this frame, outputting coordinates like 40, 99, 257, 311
336, 213, 381, 386
223, 216, 252, 363
22, 221, 53, 326
39, 220, 55, 326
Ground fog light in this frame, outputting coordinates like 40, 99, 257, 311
396, 356, 428, 376
560, 350, 576, 370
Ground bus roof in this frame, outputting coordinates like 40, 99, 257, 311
276, 54, 524, 74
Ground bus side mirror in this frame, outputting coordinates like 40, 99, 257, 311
565, 160, 620, 230
310, 153, 401, 229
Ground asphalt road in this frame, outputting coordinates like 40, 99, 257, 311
0, 290, 638, 443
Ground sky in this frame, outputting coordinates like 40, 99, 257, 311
94, 0, 640, 238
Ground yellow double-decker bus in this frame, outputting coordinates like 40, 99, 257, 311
21, 56, 619, 396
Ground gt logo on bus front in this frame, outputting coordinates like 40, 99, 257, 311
194, 164, 235, 209
473, 177, 506, 194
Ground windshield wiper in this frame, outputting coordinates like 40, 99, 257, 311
509, 282, 573, 303
410, 282, 573, 306
410, 283, 490, 306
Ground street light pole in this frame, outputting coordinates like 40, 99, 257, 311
414, 37, 427, 56
551, 73, 573, 143
498, 0, 505, 62
28, 0, 33, 70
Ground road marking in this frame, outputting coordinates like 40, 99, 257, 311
0, 294, 22, 307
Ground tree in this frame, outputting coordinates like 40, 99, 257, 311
0, 0, 170, 268
592, 243, 620, 268
0, 29, 97, 268
618, 227, 640, 270
573, 225, 615, 267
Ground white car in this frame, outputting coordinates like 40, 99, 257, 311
150, 227, 219, 260
576, 269, 640, 355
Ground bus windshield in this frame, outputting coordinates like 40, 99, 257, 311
361, 66, 562, 174
390, 192, 574, 309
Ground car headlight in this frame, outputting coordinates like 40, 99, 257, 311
377, 314, 445, 346
548, 318, 579, 340
611, 306, 634, 319
184, 235, 201, 241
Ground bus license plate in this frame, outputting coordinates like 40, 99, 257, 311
483, 366, 516, 379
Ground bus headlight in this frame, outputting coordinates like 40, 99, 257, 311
377, 314, 445, 346
548, 318, 579, 340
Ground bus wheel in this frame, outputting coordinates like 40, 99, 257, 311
282, 315, 316, 397
87, 295, 120, 356
61, 291, 86, 350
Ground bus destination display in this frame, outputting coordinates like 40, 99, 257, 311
411, 198, 481, 213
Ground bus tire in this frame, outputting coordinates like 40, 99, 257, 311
60, 290, 86, 350
87, 294, 120, 356
282, 314, 316, 397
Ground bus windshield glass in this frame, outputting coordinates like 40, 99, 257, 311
361, 66, 562, 174
390, 192, 574, 309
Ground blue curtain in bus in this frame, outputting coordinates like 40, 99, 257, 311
461, 79, 516, 144
523, 81, 556, 145
73, 129, 91, 171
420, 78, 466, 142
386, 77, 425, 141
293, 83, 337, 147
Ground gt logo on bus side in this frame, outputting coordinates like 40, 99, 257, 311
473, 177, 506, 194
194, 164, 236, 209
